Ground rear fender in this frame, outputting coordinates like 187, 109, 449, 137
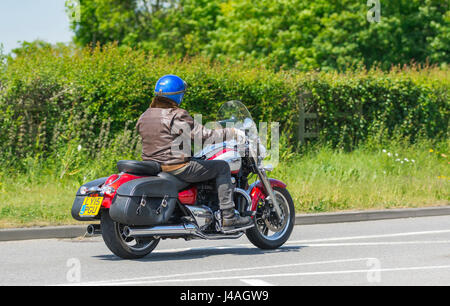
101, 173, 144, 208
71, 174, 145, 221
72, 177, 108, 221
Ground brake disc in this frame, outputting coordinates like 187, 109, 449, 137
262, 196, 287, 232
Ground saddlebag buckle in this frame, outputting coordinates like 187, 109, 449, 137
156, 195, 169, 215
136, 194, 147, 216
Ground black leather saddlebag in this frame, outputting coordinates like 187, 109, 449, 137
109, 176, 180, 226
71, 177, 108, 221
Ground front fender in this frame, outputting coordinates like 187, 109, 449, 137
247, 179, 287, 211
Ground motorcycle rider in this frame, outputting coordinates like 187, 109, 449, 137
136, 75, 253, 231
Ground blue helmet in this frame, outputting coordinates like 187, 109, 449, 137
154, 75, 187, 105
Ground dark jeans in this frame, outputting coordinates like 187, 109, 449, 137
168, 159, 234, 211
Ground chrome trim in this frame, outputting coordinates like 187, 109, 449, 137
85, 186, 102, 195
261, 164, 274, 172
124, 224, 197, 238
193, 231, 245, 240
124, 223, 247, 240
221, 224, 255, 234
86, 224, 101, 236
185, 205, 214, 231
234, 188, 252, 211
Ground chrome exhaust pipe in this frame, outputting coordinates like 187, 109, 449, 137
86, 224, 101, 236
124, 223, 198, 238
124, 223, 250, 240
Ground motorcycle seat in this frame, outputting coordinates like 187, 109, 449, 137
117, 161, 190, 191
117, 160, 161, 176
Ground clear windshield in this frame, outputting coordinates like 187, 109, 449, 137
216, 101, 264, 160
217, 100, 252, 126
216, 100, 257, 136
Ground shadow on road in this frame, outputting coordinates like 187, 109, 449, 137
94, 245, 305, 262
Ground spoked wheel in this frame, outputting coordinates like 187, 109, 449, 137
246, 187, 295, 249
101, 211, 160, 259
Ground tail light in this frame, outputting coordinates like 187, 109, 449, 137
101, 186, 116, 197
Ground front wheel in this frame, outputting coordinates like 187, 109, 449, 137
246, 187, 295, 249
101, 211, 160, 259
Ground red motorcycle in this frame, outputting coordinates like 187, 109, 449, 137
71, 101, 295, 259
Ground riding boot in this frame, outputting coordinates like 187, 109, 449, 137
222, 208, 254, 231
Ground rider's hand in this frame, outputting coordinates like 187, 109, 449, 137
232, 128, 247, 144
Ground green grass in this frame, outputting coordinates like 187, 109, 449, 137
272, 144, 449, 213
0, 141, 448, 228
0, 180, 83, 228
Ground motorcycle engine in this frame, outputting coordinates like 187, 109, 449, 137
184, 184, 220, 231
196, 184, 220, 210
185, 205, 215, 231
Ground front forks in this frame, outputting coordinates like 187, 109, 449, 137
257, 168, 283, 220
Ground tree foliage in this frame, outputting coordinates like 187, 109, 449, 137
69, 0, 449, 70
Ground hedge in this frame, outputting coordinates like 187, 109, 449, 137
0, 44, 448, 166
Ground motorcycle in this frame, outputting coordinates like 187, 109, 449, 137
71, 101, 295, 259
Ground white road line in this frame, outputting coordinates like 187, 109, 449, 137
302, 240, 450, 247
87, 265, 450, 286
58, 257, 373, 286
281, 229, 450, 245
240, 279, 275, 286
145, 229, 450, 254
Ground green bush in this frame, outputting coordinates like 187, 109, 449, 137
0, 44, 448, 170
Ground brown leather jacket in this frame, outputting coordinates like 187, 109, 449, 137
136, 97, 234, 168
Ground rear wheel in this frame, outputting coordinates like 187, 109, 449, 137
246, 187, 295, 249
101, 211, 160, 259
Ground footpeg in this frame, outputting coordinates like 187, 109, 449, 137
222, 223, 255, 234
214, 210, 255, 234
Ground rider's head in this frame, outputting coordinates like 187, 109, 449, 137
154, 75, 187, 105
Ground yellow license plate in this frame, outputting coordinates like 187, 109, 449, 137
79, 197, 103, 217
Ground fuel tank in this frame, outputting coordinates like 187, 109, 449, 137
194, 142, 241, 174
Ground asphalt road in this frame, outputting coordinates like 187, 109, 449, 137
0, 215, 449, 286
